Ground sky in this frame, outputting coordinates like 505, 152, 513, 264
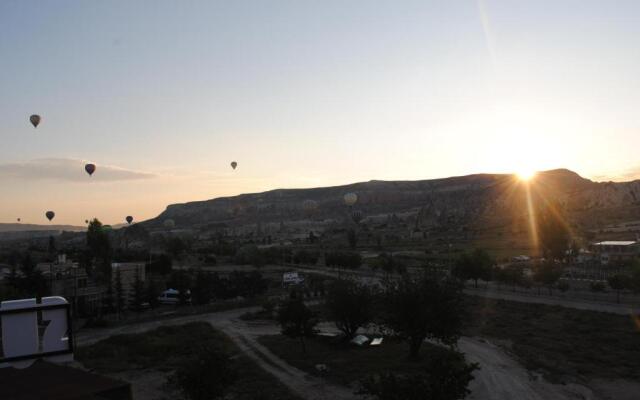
1, 1, 640, 225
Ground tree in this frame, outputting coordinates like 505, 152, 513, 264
325, 278, 376, 339
129, 270, 145, 312
452, 249, 493, 288
170, 346, 237, 400
149, 254, 173, 275
6, 252, 49, 299
114, 268, 125, 315
168, 270, 192, 305
536, 202, 570, 261
146, 279, 160, 308
166, 236, 188, 260
293, 250, 319, 265
607, 274, 627, 303
47, 236, 57, 259
325, 251, 362, 270
557, 280, 570, 294
532, 262, 562, 295
590, 281, 606, 295
192, 270, 215, 305
630, 261, 640, 293
87, 219, 112, 282
383, 272, 464, 360
347, 228, 358, 249
277, 297, 317, 353
358, 348, 478, 400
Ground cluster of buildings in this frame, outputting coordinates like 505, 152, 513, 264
588, 240, 640, 265
32, 255, 145, 316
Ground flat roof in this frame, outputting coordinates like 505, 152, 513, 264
593, 241, 637, 246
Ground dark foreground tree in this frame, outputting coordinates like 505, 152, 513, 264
358, 347, 478, 400
325, 278, 376, 339
277, 297, 317, 353
383, 272, 464, 360
170, 346, 236, 400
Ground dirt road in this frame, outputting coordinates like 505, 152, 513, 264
76, 306, 602, 400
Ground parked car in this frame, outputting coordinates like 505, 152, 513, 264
157, 288, 191, 305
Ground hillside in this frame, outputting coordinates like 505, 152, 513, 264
145, 169, 640, 241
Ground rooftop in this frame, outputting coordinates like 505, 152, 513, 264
593, 241, 637, 246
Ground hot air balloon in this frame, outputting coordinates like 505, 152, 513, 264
302, 199, 318, 212
30, 114, 41, 128
17, 218, 21, 222
343, 192, 358, 207
231, 161, 237, 170
164, 219, 175, 229
126, 216, 133, 224
85, 163, 96, 176
85, 219, 89, 224
45, 211, 55, 221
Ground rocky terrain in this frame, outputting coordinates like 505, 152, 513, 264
145, 169, 640, 238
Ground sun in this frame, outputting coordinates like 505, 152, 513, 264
516, 168, 536, 181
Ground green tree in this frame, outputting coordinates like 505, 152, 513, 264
325, 278, 376, 339
129, 270, 146, 312
325, 251, 362, 270
532, 262, 562, 295
557, 280, 570, 293
168, 270, 192, 305
536, 203, 570, 261
114, 268, 125, 315
87, 218, 112, 282
192, 270, 215, 305
149, 254, 173, 275
607, 274, 627, 303
170, 346, 237, 400
6, 252, 49, 299
452, 249, 493, 288
590, 281, 606, 295
383, 272, 464, 360
358, 348, 478, 400
630, 261, 640, 293
146, 279, 160, 308
277, 297, 317, 353
166, 236, 188, 260
347, 228, 358, 249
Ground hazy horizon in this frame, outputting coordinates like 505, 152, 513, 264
2, 1, 640, 224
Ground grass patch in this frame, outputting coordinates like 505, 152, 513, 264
77, 322, 301, 400
462, 295, 640, 382
257, 335, 467, 387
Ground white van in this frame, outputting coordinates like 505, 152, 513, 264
157, 288, 191, 305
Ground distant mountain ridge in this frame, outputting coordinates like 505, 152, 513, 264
0, 223, 86, 233
145, 169, 640, 235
